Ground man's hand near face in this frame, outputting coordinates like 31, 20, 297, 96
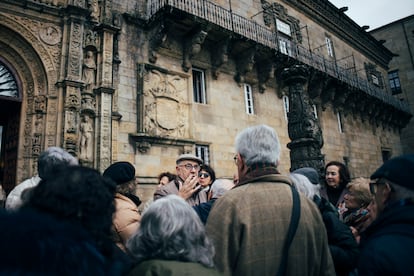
178, 174, 201, 200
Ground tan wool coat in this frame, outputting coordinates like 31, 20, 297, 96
205, 174, 335, 276
112, 193, 141, 251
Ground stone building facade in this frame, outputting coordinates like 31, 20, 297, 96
0, 0, 411, 204
371, 15, 414, 154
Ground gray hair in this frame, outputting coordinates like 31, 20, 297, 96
290, 173, 321, 199
126, 195, 215, 267
211, 178, 234, 199
38, 147, 78, 179
235, 124, 281, 166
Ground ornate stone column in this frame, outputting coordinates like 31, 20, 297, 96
281, 65, 325, 174
94, 23, 119, 172
61, 6, 89, 157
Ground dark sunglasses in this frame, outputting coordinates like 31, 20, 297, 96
199, 172, 210, 178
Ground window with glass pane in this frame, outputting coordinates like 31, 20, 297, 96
371, 74, 380, 86
388, 70, 402, 95
278, 38, 293, 56
244, 84, 254, 114
0, 62, 19, 98
196, 145, 210, 164
325, 37, 334, 57
192, 68, 206, 103
337, 112, 344, 133
282, 95, 289, 121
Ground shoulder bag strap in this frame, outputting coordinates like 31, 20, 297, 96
277, 185, 301, 276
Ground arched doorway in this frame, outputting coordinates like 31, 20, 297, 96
0, 60, 22, 196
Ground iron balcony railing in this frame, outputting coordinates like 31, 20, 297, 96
145, 0, 410, 113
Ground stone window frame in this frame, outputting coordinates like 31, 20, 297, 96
196, 144, 210, 165
337, 111, 344, 133
282, 95, 289, 121
262, 1, 303, 44
276, 19, 292, 37
388, 70, 402, 95
192, 67, 207, 104
325, 34, 335, 58
365, 62, 384, 88
243, 83, 255, 115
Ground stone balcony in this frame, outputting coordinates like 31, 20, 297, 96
125, 0, 411, 130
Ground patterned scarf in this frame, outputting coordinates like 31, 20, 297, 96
238, 163, 280, 186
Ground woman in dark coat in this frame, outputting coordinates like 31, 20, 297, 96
22, 166, 132, 275
291, 171, 359, 276
321, 161, 351, 209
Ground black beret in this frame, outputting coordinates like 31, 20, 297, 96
371, 154, 414, 190
103, 162, 135, 185
293, 167, 320, 185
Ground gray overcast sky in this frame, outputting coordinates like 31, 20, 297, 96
329, 0, 414, 30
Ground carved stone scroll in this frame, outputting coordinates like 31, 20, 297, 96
234, 47, 256, 84
211, 37, 231, 79
182, 29, 208, 72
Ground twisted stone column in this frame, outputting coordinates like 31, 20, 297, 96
281, 65, 325, 174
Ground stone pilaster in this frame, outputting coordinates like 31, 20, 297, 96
95, 87, 114, 172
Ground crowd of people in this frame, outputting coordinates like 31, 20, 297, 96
1, 124, 414, 275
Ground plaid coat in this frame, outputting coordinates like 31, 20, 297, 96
206, 174, 335, 276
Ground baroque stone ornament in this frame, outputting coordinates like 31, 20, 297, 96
143, 68, 187, 137
182, 28, 208, 72
281, 65, 325, 174
234, 46, 256, 84
79, 114, 94, 161
149, 22, 169, 64
211, 36, 231, 79
39, 25, 61, 46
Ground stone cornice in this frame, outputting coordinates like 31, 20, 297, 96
129, 133, 197, 154
0, 0, 63, 21
282, 0, 394, 68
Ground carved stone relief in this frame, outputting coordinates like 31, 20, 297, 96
68, 23, 83, 79
32, 114, 44, 156
149, 22, 169, 64
182, 29, 208, 72
143, 69, 187, 137
88, 0, 100, 22
81, 92, 96, 113
34, 95, 47, 113
65, 88, 81, 109
79, 113, 94, 161
39, 25, 61, 46
82, 50, 97, 91
65, 109, 77, 134
261, 0, 302, 43
84, 29, 99, 48
211, 37, 231, 79
235, 47, 256, 84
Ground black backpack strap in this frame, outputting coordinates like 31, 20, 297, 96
277, 185, 301, 276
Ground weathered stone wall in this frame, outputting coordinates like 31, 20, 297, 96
371, 16, 414, 154
0, 0, 407, 205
